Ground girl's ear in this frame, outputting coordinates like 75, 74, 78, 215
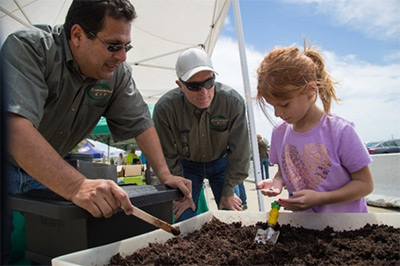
307, 81, 318, 91
306, 81, 318, 97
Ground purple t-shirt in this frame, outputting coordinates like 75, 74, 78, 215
270, 114, 371, 213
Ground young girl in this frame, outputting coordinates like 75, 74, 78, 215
256, 43, 374, 212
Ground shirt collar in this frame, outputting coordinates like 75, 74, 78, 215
61, 29, 75, 66
61, 27, 92, 81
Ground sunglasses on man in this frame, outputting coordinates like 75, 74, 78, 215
88, 31, 133, 53
180, 75, 215, 92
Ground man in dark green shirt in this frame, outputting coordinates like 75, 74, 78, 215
153, 48, 250, 222
1, 1, 192, 263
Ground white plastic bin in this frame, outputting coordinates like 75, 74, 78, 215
52, 211, 400, 266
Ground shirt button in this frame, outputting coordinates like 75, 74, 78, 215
202, 155, 206, 158
59, 130, 63, 134
201, 133, 205, 137
71, 108, 76, 112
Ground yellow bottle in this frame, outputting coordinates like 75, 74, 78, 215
267, 201, 281, 227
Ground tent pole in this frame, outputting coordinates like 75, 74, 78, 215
232, 0, 265, 212
107, 137, 110, 163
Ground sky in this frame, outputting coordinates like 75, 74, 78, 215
210, 0, 400, 144
2, 0, 398, 155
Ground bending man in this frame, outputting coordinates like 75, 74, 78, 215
1, 1, 191, 263
153, 48, 250, 222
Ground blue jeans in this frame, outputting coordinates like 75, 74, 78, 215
176, 156, 227, 223
234, 182, 247, 205
2, 163, 46, 265
260, 157, 270, 180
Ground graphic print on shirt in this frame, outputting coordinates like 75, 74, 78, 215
86, 83, 113, 100
209, 115, 229, 132
281, 143, 331, 190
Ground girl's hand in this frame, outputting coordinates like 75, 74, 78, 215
256, 179, 283, 197
278, 190, 319, 211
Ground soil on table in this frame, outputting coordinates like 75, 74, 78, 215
109, 217, 400, 265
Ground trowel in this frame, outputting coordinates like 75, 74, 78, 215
123, 206, 181, 236
254, 201, 281, 244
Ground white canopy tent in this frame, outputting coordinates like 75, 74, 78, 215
0, 0, 230, 104
0, 0, 264, 211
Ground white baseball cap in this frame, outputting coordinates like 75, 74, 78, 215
176, 48, 217, 82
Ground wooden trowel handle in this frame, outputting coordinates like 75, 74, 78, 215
131, 206, 181, 236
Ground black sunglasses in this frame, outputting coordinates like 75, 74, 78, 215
88, 32, 133, 53
180, 75, 215, 92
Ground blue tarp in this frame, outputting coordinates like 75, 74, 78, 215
78, 142, 104, 159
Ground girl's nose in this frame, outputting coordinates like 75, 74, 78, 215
274, 108, 282, 118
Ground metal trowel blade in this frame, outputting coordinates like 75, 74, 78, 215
254, 227, 280, 245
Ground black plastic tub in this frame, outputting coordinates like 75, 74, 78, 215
64, 153, 93, 162
8, 185, 182, 265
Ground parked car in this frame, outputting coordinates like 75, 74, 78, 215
365, 141, 379, 149
366, 139, 400, 154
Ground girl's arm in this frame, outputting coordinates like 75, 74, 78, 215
321, 166, 374, 204
278, 165, 374, 211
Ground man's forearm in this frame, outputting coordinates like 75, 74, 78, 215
8, 114, 86, 200
135, 126, 171, 182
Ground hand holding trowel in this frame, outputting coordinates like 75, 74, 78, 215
255, 201, 281, 244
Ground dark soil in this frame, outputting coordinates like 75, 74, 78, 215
109, 217, 400, 266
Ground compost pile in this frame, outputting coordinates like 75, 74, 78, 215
109, 217, 400, 265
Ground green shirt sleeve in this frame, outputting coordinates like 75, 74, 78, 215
153, 100, 184, 176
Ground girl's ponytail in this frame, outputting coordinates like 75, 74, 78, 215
304, 43, 340, 113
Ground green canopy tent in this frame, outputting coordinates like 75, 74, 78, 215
87, 117, 135, 151
88, 104, 155, 152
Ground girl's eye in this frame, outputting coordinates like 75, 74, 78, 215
280, 103, 289, 108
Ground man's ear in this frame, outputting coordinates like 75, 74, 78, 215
176, 80, 184, 91
70, 24, 86, 47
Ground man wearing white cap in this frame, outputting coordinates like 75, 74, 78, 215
153, 48, 250, 222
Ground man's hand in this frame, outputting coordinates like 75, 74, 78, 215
219, 194, 242, 211
163, 174, 193, 199
162, 174, 195, 221
173, 197, 196, 221
70, 179, 134, 218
